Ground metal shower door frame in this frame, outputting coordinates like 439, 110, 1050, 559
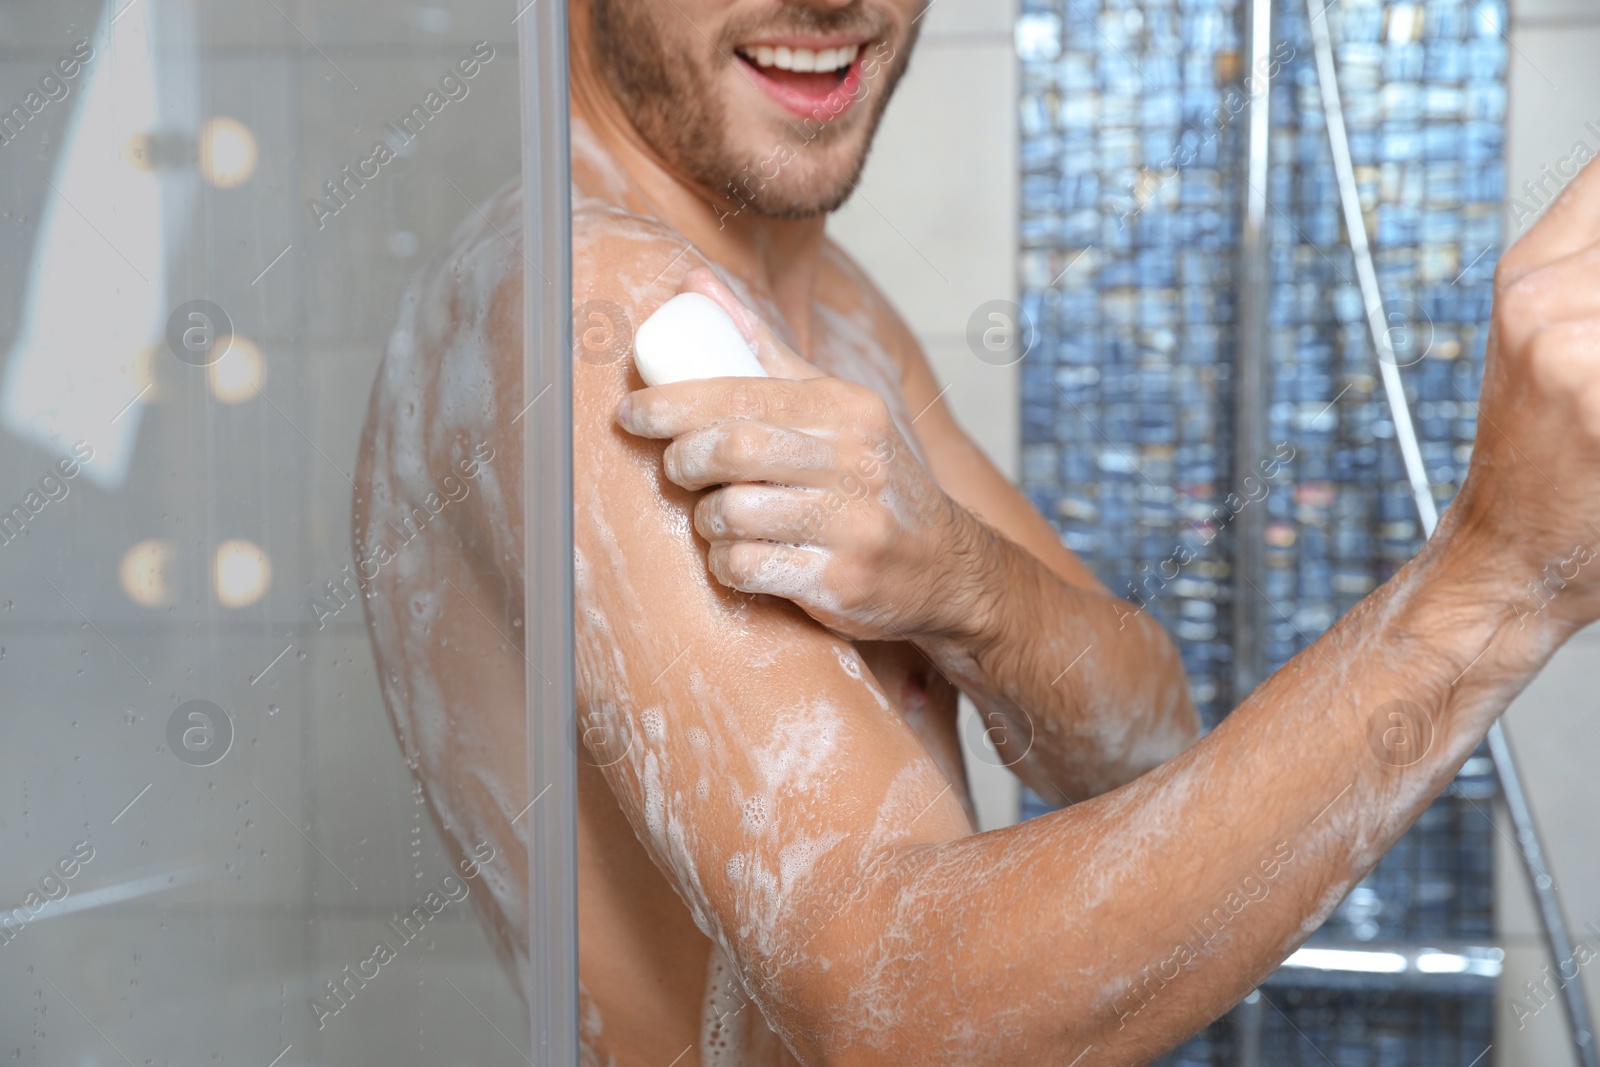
519, 0, 579, 1062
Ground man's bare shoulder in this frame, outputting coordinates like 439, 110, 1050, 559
363, 181, 726, 591
573, 196, 705, 307
389, 183, 689, 386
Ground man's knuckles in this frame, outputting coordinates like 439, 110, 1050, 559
1516, 321, 1600, 433
857, 506, 901, 565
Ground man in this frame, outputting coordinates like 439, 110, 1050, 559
355, 0, 1600, 1063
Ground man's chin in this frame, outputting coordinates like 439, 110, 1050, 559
710, 168, 862, 222
707, 130, 874, 220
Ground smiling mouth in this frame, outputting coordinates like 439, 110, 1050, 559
733, 42, 869, 121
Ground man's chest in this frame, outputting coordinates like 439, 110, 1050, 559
738, 284, 927, 465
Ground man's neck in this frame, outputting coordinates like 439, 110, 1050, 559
570, 77, 828, 355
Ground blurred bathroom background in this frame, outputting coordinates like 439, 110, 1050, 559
2, 0, 1598, 1062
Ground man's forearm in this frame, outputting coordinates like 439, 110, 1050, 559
916, 513, 1202, 802
823, 531, 1567, 1067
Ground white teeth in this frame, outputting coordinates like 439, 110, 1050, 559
741, 42, 860, 73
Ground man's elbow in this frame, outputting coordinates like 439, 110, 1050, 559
1124, 696, 1202, 781
1133, 618, 1202, 765
1118, 694, 1201, 790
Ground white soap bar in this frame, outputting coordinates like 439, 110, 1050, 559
634, 292, 769, 386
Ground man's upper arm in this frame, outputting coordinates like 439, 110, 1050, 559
567, 207, 971, 1046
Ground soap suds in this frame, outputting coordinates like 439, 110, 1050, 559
355, 114, 1000, 1067
701, 946, 753, 1065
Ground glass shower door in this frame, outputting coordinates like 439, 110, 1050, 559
0, 0, 564, 1061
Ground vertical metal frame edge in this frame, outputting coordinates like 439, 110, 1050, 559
519, 1, 578, 1062
1230, 0, 1274, 703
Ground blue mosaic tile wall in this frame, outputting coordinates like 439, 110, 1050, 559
1261, 0, 1504, 670
1015, 0, 1505, 1058
1017, 0, 1245, 724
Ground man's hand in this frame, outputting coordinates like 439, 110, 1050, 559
615, 268, 994, 644
1440, 156, 1600, 633
615, 265, 1199, 799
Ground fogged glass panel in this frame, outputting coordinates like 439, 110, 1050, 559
0, 0, 530, 1060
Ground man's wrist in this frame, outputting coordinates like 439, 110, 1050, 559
1426, 506, 1580, 637
1395, 518, 1576, 701
923, 500, 1011, 649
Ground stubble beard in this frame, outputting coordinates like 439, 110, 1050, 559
585, 0, 914, 219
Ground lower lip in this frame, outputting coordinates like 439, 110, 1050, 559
736, 51, 867, 123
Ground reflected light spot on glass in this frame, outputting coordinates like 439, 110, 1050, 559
215, 539, 270, 608
199, 117, 257, 189
209, 337, 264, 403
120, 539, 175, 608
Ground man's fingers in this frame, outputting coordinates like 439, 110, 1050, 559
681, 266, 824, 379
694, 484, 828, 544
1500, 155, 1600, 284
617, 376, 853, 438
706, 540, 830, 600
663, 422, 836, 491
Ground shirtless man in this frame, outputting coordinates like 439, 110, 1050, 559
354, 0, 1600, 1061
